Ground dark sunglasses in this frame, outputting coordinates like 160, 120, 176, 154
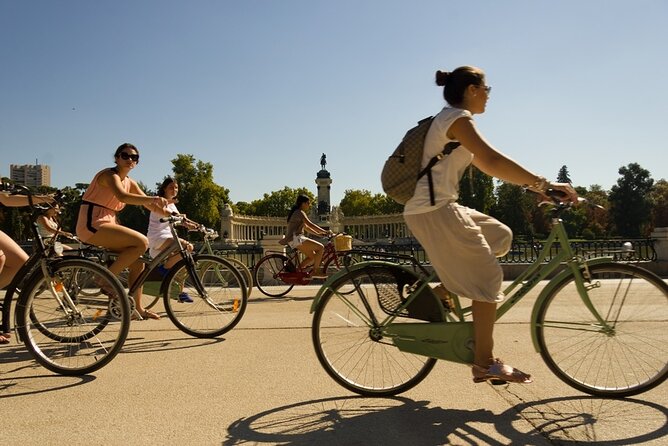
119, 152, 140, 162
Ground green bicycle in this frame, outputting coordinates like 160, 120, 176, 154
310, 193, 668, 397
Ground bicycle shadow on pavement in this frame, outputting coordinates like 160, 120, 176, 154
118, 334, 225, 355
222, 395, 668, 446
222, 396, 542, 446
495, 395, 668, 445
0, 345, 96, 399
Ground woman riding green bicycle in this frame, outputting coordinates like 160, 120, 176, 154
403, 66, 577, 384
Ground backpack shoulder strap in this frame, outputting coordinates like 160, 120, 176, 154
417, 141, 461, 205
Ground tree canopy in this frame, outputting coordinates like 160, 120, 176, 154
171, 154, 230, 229
235, 186, 315, 218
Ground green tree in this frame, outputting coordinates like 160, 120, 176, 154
117, 181, 151, 234
491, 182, 533, 237
339, 189, 402, 216
556, 165, 572, 183
375, 194, 404, 215
171, 154, 230, 228
339, 189, 375, 216
609, 163, 654, 237
236, 187, 315, 217
581, 185, 610, 238
649, 179, 668, 228
458, 166, 495, 213
57, 186, 83, 233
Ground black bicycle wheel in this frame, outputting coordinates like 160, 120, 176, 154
253, 254, 294, 297
535, 262, 668, 397
163, 254, 248, 338
312, 263, 438, 396
223, 257, 254, 298
17, 258, 130, 375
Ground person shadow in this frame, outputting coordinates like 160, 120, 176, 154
222, 395, 668, 446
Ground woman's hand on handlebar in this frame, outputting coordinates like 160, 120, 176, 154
544, 182, 578, 204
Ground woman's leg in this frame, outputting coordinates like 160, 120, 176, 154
85, 224, 158, 317
472, 300, 496, 367
297, 239, 324, 273
0, 248, 9, 341
0, 231, 29, 290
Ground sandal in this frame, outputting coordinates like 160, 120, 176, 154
472, 358, 532, 384
133, 309, 161, 321
0, 334, 9, 345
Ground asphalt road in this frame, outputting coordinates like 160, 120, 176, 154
1, 283, 666, 446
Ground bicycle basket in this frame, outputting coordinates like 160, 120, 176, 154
371, 267, 443, 322
334, 234, 353, 251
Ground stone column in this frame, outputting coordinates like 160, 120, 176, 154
260, 235, 286, 256
220, 203, 233, 241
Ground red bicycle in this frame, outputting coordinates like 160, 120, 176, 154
253, 234, 354, 297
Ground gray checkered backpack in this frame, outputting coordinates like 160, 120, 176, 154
381, 116, 460, 205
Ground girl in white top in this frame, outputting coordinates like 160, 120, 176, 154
147, 177, 199, 301
403, 66, 577, 384
36, 204, 74, 255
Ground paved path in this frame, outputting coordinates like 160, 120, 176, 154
1, 283, 666, 445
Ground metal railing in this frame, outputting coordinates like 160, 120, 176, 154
350, 237, 657, 265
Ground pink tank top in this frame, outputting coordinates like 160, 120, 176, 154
82, 168, 131, 211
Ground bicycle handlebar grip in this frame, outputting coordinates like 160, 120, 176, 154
159, 216, 185, 224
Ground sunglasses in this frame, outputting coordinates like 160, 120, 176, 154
119, 152, 140, 162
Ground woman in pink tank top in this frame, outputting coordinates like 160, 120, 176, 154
76, 143, 169, 320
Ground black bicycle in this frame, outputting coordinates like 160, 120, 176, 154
0, 185, 131, 375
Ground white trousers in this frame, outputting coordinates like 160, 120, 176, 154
405, 203, 512, 303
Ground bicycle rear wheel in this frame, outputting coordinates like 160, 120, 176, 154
312, 263, 437, 396
163, 254, 248, 338
253, 254, 294, 297
16, 259, 130, 375
536, 262, 668, 397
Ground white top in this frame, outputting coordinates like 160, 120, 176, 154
403, 107, 474, 215
147, 202, 179, 257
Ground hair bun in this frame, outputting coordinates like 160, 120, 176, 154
435, 70, 450, 86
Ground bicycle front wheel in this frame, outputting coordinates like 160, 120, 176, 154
163, 255, 248, 338
253, 254, 294, 297
16, 259, 130, 375
222, 257, 254, 298
312, 264, 437, 396
536, 262, 668, 397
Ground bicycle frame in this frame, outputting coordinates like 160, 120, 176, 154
311, 214, 614, 365
128, 218, 209, 299
2, 196, 92, 336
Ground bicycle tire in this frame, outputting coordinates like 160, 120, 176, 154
253, 254, 294, 298
323, 253, 359, 295
163, 254, 248, 338
16, 258, 130, 375
223, 257, 254, 298
312, 263, 437, 396
535, 262, 668, 397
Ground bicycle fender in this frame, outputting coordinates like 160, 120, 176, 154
529, 257, 613, 352
309, 260, 410, 313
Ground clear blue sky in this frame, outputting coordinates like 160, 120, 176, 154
1, 0, 666, 206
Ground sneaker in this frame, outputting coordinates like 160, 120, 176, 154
157, 264, 170, 277
178, 292, 194, 303
310, 272, 328, 279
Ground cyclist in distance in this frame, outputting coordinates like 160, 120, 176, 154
282, 195, 331, 279
146, 176, 199, 302
402, 66, 577, 384
75, 143, 169, 320
0, 189, 54, 343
